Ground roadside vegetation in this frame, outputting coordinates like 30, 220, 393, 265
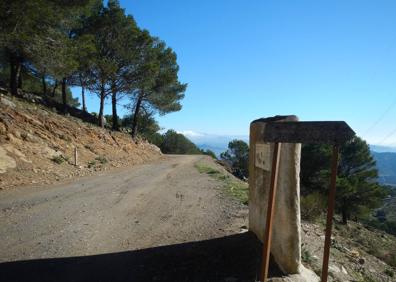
220, 139, 249, 180
195, 161, 248, 205
300, 137, 392, 227
298, 136, 396, 278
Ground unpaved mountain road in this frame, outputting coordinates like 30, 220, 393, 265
0, 155, 271, 282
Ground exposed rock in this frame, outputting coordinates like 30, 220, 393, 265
40, 146, 62, 159
6, 133, 22, 145
0, 87, 8, 95
0, 95, 161, 190
23, 132, 40, 143
0, 146, 16, 173
3, 144, 31, 163
329, 264, 341, 273
0, 122, 6, 135
0, 96, 16, 108
269, 266, 319, 282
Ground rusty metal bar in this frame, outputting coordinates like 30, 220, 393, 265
321, 145, 340, 282
74, 147, 78, 166
260, 142, 282, 282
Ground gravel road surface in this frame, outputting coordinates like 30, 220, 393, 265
0, 155, 278, 281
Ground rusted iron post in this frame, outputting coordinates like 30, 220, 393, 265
260, 142, 282, 282
74, 147, 78, 166
321, 145, 339, 282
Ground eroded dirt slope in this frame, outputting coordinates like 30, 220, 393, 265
0, 94, 161, 190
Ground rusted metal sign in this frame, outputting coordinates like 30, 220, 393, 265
263, 121, 355, 145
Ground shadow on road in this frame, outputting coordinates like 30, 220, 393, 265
0, 232, 283, 282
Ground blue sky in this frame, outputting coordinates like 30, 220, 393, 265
73, 0, 396, 146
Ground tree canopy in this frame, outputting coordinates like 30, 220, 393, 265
0, 0, 186, 137
220, 139, 249, 179
301, 137, 389, 224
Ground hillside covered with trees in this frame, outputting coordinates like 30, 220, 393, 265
0, 0, 186, 138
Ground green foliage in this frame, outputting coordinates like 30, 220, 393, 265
220, 139, 249, 179
95, 156, 107, 164
202, 149, 217, 159
126, 31, 187, 137
195, 162, 248, 205
385, 269, 394, 277
87, 160, 96, 168
159, 130, 201, 155
146, 132, 164, 148
301, 248, 313, 264
301, 192, 327, 221
364, 218, 396, 236
121, 112, 160, 140
51, 155, 69, 164
1, 0, 184, 132
301, 137, 389, 224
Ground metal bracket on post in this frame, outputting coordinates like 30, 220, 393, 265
260, 142, 281, 282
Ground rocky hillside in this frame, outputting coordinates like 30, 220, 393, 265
301, 220, 396, 282
0, 93, 161, 190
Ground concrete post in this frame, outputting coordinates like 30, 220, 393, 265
249, 115, 302, 274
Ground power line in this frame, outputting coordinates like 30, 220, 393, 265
363, 98, 396, 136
377, 128, 396, 145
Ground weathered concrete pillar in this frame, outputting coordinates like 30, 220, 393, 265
249, 115, 302, 274
249, 116, 319, 282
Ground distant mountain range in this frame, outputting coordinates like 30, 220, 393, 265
370, 145, 396, 153
369, 145, 396, 186
372, 151, 396, 186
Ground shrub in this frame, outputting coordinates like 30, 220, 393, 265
95, 156, 107, 164
51, 155, 68, 164
385, 269, 394, 277
301, 248, 313, 264
301, 192, 326, 221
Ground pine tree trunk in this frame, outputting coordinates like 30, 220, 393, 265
17, 64, 22, 89
342, 209, 348, 225
9, 54, 18, 96
131, 93, 143, 138
61, 77, 67, 113
111, 83, 119, 131
81, 86, 87, 112
52, 80, 58, 97
98, 85, 105, 128
42, 75, 47, 95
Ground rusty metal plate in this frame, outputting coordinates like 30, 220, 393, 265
263, 121, 355, 145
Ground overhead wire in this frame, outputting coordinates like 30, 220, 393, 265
377, 128, 396, 145
363, 98, 396, 136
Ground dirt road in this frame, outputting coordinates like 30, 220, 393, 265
0, 155, 272, 281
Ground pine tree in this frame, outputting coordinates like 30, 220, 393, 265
301, 137, 389, 224
127, 32, 187, 137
